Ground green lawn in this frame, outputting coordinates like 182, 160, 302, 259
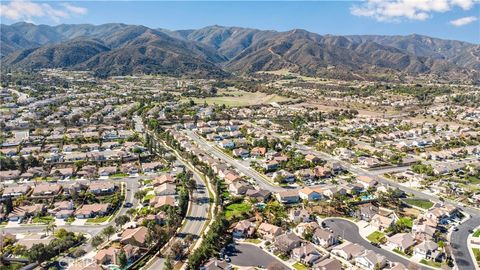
111, 173, 129, 178
187, 90, 291, 107
403, 198, 434, 209
86, 216, 110, 224
473, 230, 480, 237
420, 259, 442, 268
367, 231, 386, 244
293, 262, 309, 270
143, 193, 155, 202
142, 179, 153, 185
32, 215, 54, 224
397, 217, 413, 229
225, 202, 251, 220
473, 248, 480, 264
244, 238, 262, 244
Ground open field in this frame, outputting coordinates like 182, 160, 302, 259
403, 198, 434, 210
186, 90, 291, 107
225, 202, 251, 220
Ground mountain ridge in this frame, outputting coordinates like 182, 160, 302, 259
1, 22, 478, 81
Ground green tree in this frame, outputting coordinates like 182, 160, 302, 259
102, 225, 116, 240
91, 235, 104, 248
115, 215, 131, 227
118, 250, 128, 269
164, 255, 174, 270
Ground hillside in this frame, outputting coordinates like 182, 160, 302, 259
1, 23, 478, 81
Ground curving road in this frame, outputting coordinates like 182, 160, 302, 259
225, 242, 289, 269
323, 218, 430, 270
251, 124, 480, 270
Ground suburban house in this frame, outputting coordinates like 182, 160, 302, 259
298, 187, 324, 201
75, 203, 111, 218
153, 174, 175, 186
8, 204, 46, 221
32, 183, 62, 197
276, 190, 300, 204
331, 241, 365, 260
245, 189, 271, 202
288, 208, 311, 223
120, 226, 149, 247
274, 233, 302, 254
313, 258, 342, 270
232, 220, 256, 238
353, 204, 379, 221
2, 185, 31, 197
149, 196, 176, 208
228, 180, 251, 195
291, 243, 321, 264
387, 233, 416, 252
312, 228, 338, 248
258, 222, 283, 241
95, 246, 137, 265
89, 181, 115, 194
414, 240, 439, 259
370, 213, 396, 231
154, 183, 176, 196
355, 250, 387, 270
200, 258, 233, 270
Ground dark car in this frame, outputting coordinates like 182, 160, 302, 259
124, 202, 133, 208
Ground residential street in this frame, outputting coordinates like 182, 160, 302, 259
225, 242, 289, 269
143, 130, 212, 270
323, 218, 430, 270
183, 127, 480, 270
185, 130, 286, 192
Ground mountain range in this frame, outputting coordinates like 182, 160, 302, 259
1, 22, 479, 81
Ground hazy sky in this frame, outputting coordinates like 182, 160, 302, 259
1, 0, 479, 43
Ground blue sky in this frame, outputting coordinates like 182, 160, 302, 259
1, 1, 479, 43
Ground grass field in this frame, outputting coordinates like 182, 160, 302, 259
86, 216, 110, 224
473, 230, 480, 237
367, 231, 386, 244
403, 198, 434, 209
244, 238, 262, 244
32, 215, 54, 224
225, 202, 251, 220
186, 90, 290, 107
420, 259, 442, 268
293, 262, 309, 270
473, 248, 480, 264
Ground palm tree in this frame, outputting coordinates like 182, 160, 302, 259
45, 221, 57, 236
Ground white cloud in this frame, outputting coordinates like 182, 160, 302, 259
450, 16, 478, 26
351, 0, 477, 22
61, 3, 87, 15
0, 0, 87, 22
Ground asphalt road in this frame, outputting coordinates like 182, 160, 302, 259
145, 134, 212, 270
323, 218, 430, 270
182, 124, 479, 270
251, 124, 480, 270
225, 242, 289, 269
184, 130, 285, 192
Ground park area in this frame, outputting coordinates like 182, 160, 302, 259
187, 89, 291, 107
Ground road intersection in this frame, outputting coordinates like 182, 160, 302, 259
183, 127, 479, 270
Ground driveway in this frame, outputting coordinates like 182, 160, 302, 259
323, 218, 430, 270
225, 242, 289, 269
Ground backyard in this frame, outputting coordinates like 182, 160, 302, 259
403, 198, 434, 209
225, 202, 251, 220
